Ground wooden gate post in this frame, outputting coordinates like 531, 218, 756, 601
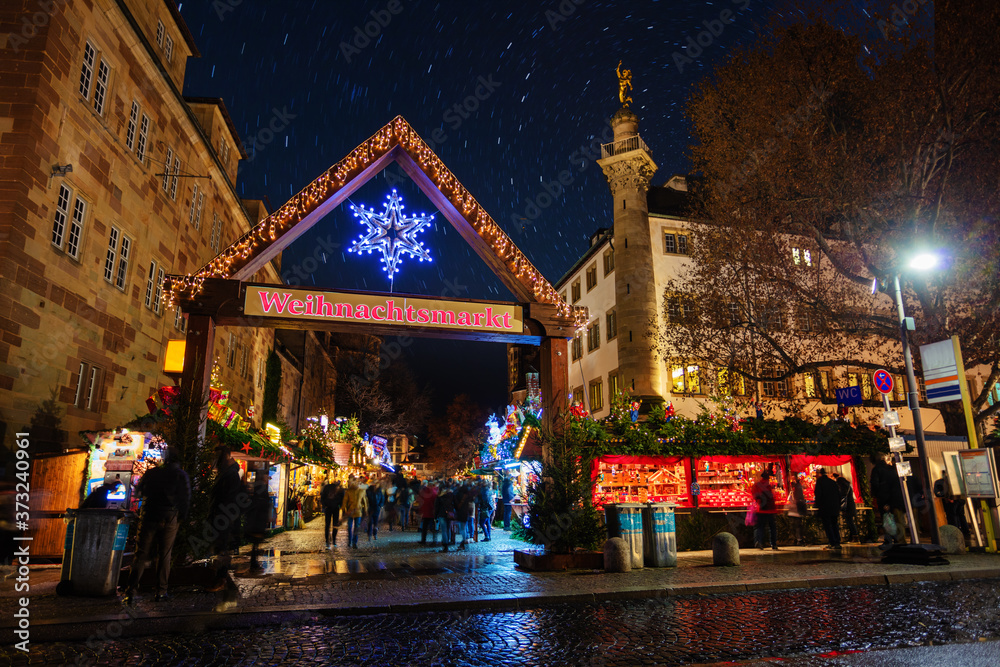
180, 313, 216, 448
540, 335, 568, 447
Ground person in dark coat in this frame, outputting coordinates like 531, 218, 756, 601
396, 483, 412, 532
435, 484, 455, 552
365, 479, 385, 541
870, 454, 907, 545
206, 446, 244, 603
501, 477, 515, 530
751, 472, 778, 550
320, 480, 344, 548
81, 479, 122, 509
814, 468, 842, 550
835, 474, 860, 543
123, 446, 190, 603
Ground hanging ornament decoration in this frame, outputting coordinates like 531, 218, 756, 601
347, 189, 433, 278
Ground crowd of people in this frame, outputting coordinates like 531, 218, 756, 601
319, 473, 517, 552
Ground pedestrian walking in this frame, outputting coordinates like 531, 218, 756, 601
814, 468, 842, 551
435, 484, 455, 552
385, 482, 398, 532
122, 446, 190, 604
320, 479, 344, 548
419, 482, 439, 544
836, 474, 860, 543
935, 472, 970, 539
786, 476, 808, 546
397, 483, 412, 531
342, 477, 368, 548
870, 454, 907, 546
366, 478, 385, 540
751, 471, 779, 550
501, 476, 514, 530
205, 446, 244, 610
455, 484, 476, 550
478, 480, 495, 542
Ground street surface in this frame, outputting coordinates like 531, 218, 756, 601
5, 579, 999, 666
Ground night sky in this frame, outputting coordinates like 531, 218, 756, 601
173, 1, 801, 415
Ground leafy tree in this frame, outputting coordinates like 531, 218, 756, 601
425, 394, 486, 477
662, 3, 1000, 437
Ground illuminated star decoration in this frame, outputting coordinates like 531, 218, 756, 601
347, 189, 433, 282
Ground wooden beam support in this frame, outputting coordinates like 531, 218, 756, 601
179, 313, 215, 448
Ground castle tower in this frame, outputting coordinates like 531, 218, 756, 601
597, 106, 660, 405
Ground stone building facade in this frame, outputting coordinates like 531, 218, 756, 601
0, 0, 280, 450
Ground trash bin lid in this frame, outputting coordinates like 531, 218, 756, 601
646, 502, 676, 508
618, 503, 645, 508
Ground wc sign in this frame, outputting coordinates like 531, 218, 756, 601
835, 385, 863, 407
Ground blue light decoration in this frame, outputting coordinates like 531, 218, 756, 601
347, 189, 434, 280
368, 435, 395, 472
479, 374, 543, 467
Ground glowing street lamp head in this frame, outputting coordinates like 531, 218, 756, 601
908, 252, 939, 272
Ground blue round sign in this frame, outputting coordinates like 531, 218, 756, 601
873, 369, 894, 395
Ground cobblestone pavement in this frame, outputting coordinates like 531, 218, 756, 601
5, 579, 999, 666
4, 516, 1000, 633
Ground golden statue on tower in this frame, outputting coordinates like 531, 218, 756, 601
616, 60, 633, 107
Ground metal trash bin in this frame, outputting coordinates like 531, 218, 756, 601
58, 508, 133, 596
642, 503, 677, 567
604, 502, 644, 568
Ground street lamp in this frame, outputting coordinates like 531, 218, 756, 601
892, 252, 941, 546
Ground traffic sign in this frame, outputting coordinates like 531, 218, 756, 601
873, 369, 894, 395
835, 385, 863, 406
888, 435, 906, 452
896, 461, 912, 477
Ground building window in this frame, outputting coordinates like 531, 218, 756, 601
571, 279, 581, 303
227, 333, 237, 368
760, 306, 783, 332
560, 291, 567, 304
73, 362, 104, 412
164, 34, 174, 63
792, 247, 813, 267
571, 334, 583, 361
210, 213, 223, 252
145, 261, 164, 314
861, 372, 875, 400
666, 296, 696, 324
608, 370, 621, 400
125, 101, 139, 151
717, 369, 747, 396
796, 307, 815, 332
190, 184, 204, 229
894, 376, 906, 402
136, 114, 150, 162
762, 370, 788, 398
606, 308, 617, 341
572, 386, 584, 407
589, 378, 604, 412
664, 231, 690, 255
257, 358, 266, 389
169, 155, 181, 200
156, 19, 165, 47
79, 42, 111, 114
728, 302, 741, 326
220, 140, 230, 168
173, 308, 187, 332
587, 320, 601, 352
670, 363, 702, 394
239, 343, 250, 379
51, 184, 86, 259
161, 146, 173, 192
586, 263, 598, 291
603, 248, 615, 276
103, 226, 131, 291
804, 371, 831, 399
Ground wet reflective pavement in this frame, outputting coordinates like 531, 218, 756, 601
8, 578, 999, 666
238, 548, 505, 579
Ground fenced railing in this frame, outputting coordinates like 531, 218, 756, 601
600, 135, 650, 159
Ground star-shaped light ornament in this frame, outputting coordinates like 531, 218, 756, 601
347, 190, 434, 279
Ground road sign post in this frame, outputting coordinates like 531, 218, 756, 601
876, 369, 920, 545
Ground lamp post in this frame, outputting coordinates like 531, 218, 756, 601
892, 258, 941, 546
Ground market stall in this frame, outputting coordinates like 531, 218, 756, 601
83, 430, 168, 510
790, 454, 862, 504
693, 455, 788, 509
592, 455, 691, 506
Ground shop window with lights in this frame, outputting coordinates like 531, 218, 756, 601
792, 247, 813, 267
670, 363, 702, 394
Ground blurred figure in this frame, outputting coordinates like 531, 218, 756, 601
419, 481, 439, 545
836, 474, 860, 543
815, 468, 842, 551
786, 476, 808, 546
320, 479, 343, 548
870, 454, 907, 546
342, 477, 367, 549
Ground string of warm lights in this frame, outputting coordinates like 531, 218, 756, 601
166, 116, 587, 327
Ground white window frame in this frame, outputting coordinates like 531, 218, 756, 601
162, 146, 173, 192
115, 234, 131, 291
74, 361, 104, 412
210, 213, 223, 252
173, 307, 187, 332
146, 260, 164, 314
92, 58, 110, 115
136, 113, 150, 162
125, 101, 139, 151
52, 185, 87, 260
103, 226, 119, 283
169, 155, 181, 200
79, 41, 96, 99
164, 34, 174, 63
156, 19, 165, 47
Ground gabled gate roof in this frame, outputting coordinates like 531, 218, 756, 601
167, 116, 581, 324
